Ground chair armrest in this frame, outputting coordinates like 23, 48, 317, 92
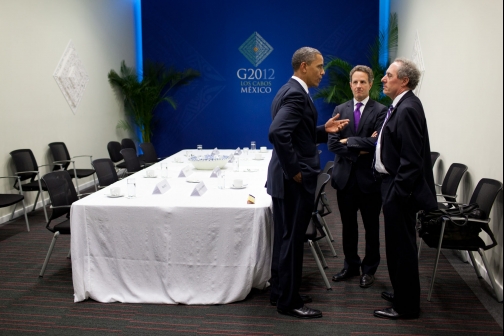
53, 160, 75, 164
72, 155, 92, 159
435, 183, 442, 187
0, 176, 21, 180
436, 193, 457, 198
77, 192, 93, 199
38, 164, 53, 168
15, 170, 39, 174
50, 205, 71, 209
442, 216, 490, 224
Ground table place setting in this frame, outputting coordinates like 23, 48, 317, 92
107, 186, 124, 198
230, 178, 247, 189
70, 148, 273, 305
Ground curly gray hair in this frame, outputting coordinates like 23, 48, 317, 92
394, 58, 421, 90
292, 47, 321, 71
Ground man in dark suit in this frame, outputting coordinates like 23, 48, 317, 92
267, 47, 349, 319
328, 65, 387, 288
373, 58, 437, 319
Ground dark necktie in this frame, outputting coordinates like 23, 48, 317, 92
386, 105, 394, 121
354, 102, 363, 132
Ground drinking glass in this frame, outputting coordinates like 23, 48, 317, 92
250, 141, 256, 151
233, 157, 240, 172
127, 178, 136, 198
218, 174, 225, 189
243, 147, 249, 160
160, 162, 169, 178
197, 144, 203, 159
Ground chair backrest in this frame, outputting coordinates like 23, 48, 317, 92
120, 148, 142, 173
430, 152, 440, 168
441, 163, 468, 202
92, 158, 119, 187
468, 178, 503, 220
306, 174, 331, 241
314, 173, 331, 209
48, 142, 72, 170
107, 141, 123, 163
139, 142, 158, 164
322, 161, 334, 175
10, 149, 39, 183
121, 138, 136, 152
42, 171, 78, 224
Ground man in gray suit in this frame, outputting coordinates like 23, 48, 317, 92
328, 65, 387, 288
267, 47, 348, 319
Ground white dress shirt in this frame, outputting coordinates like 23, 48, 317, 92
374, 90, 409, 174
291, 76, 309, 94
353, 96, 369, 117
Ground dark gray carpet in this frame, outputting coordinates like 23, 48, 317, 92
0, 189, 501, 335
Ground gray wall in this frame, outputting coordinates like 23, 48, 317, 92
391, 0, 503, 298
0, 0, 136, 218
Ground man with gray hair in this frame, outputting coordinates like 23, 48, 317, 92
373, 58, 437, 319
267, 47, 349, 319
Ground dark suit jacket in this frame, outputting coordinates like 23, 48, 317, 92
379, 90, 437, 211
328, 99, 387, 193
267, 78, 327, 198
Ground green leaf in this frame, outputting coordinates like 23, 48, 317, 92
108, 60, 201, 144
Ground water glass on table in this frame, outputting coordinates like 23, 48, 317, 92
250, 141, 256, 151
197, 144, 203, 158
218, 174, 225, 189
127, 178, 136, 198
243, 147, 249, 160
160, 162, 169, 178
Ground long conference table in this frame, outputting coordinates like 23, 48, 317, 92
70, 149, 273, 304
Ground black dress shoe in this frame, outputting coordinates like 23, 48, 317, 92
270, 294, 312, 306
332, 268, 360, 282
359, 274, 375, 288
277, 305, 322, 319
381, 291, 394, 303
373, 307, 419, 320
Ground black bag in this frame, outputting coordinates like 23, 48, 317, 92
417, 203, 486, 241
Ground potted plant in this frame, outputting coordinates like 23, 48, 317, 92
315, 13, 398, 106
108, 60, 200, 143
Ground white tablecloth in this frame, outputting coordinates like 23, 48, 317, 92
71, 150, 273, 304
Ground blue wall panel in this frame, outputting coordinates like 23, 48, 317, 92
142, 0, 379, 165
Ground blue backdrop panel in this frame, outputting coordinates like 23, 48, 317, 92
142, 0, 379, 165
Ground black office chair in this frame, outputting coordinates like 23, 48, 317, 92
9, 149, 49, 223
315, 162, 337, 257
0, 175, 30, 231
121, 138, 145, 165
121, 138, 136, 151
436, 163, 468, 207
430, 151, 440, 168
305, 173, 333, 290
139, 142, 166, 165
39, 171, 87, 277
421, 178, 503, 302
418, 163, 469, 257
92, 158, 119, 188
48, 142, 97, 194
120, 148, 144, 175
107, 141, 127, 170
